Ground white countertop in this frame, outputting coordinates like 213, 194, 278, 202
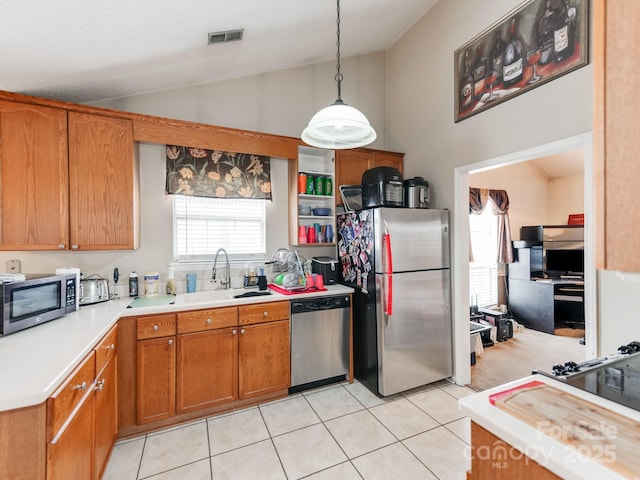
0, 285, 353, 412
459, 374, 640, 480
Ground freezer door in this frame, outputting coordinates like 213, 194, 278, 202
373, 208, 449, 273
376, 269, 452, 396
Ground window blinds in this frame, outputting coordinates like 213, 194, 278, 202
174, 196, 266, 262
469, 207, 499, 308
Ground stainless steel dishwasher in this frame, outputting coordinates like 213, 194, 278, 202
289, 295, 350, 393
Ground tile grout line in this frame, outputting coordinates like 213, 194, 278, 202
122, 380, 469, 480
256, 402, 291, 479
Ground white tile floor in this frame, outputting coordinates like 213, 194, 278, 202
103, 380, 476, 480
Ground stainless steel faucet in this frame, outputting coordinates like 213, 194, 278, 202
211, 248, 231, 289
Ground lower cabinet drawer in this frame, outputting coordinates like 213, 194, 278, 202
239, 301, 290, 325
137, 314, 176, 340
46, 351, 96, 442
96, 324, 118, 374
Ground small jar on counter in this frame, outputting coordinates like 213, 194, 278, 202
144, 272, 160, 296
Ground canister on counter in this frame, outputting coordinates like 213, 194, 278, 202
144, 272, 160, 296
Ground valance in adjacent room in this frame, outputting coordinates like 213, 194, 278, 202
469, 187, 514, 264
165, 145, 272, 200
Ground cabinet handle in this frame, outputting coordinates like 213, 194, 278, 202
240, 328, 245, 334
153, 325, 159, 331
206, 318, 212, 325
58, 244, 66, 250
105, 343, 115, 350
232, 329, 237, 335
71, 244, 79, 250
95, 379, 105, 392
72, 381, 87, 391
263, 311, 268, 317
168, 339, 174, 345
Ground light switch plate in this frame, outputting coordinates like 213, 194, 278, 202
6, 259, 21, 273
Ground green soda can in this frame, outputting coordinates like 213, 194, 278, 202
325, 177, 333, 196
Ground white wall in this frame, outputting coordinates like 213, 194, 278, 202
91, 52, 388, 147
387, 0, 592, 207
386, 0, 594, 382
549, 174, 584, 224
0, 53, 386, 293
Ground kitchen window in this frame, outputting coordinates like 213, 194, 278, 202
173, 195, 266, 262
469, 205, 499, 307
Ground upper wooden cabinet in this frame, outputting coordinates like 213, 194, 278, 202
0, 100, 138, 251
68, 112, 138, 250
0, 101, 69, 250
335, 148, 404, 204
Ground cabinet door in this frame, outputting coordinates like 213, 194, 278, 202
136, 337, 175, 424
176, 328, 238, 413
94, 354, 117, 480
0, 100, 69, 250
335, 149, 371, 190
239, 320, 290, 399
46, 393, 94, 480
595, 1, 640, 271
371, 152, 404, 173
68, 112, 137, 250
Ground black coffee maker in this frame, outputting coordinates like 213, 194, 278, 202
361, 166, 403, 208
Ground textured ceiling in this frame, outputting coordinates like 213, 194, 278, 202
0, 0, 438, 103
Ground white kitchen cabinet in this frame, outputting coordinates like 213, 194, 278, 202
288, 146, 336, 246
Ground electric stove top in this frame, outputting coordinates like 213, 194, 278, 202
534, 341, 640, 412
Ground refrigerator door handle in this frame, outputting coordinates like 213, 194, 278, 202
383, 232, 393, 317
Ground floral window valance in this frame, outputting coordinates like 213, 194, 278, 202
165, 145, 272, 200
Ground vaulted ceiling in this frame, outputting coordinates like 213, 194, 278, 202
0, 0, 438, 103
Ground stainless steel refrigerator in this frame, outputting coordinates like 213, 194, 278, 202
336, 207, 452, 396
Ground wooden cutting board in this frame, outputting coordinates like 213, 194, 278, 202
490, 381, 640, 479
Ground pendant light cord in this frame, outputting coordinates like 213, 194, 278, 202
335, 0, 343, 102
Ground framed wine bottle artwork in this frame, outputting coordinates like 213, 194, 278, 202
454, 0, 589, 123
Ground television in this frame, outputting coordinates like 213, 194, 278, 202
545, 249, 584, 277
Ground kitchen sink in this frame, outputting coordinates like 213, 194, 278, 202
176, 289, 243, 304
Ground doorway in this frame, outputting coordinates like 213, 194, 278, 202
451, 133, 596, 387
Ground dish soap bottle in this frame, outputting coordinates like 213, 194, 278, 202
166, 267, 176, 295
129, 271, 138, 297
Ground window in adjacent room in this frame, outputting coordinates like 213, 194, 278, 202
173, 195, 266, 262
469, 203, 499, 307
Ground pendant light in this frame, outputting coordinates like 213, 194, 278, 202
301, 0, 377, 149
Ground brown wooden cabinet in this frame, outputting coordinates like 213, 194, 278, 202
239, 319, 290, 399
46, 392, 95, 480
0, 100, 69, 250
129, 302, 290, 433
238, 301, 290, 399
94, 326, 118, 480
468, 422, 561, 480
68, 112, 138, 250
594, 0, 640, 272
45, 324, 119, 480
0, 100, 138, 251
334, 147, 404, 203
136, 314, 177, 424
176, 307, 239, 413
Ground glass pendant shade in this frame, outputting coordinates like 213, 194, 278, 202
302, 99, 377, 149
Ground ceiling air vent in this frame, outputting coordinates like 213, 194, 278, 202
207, 29, 244, 45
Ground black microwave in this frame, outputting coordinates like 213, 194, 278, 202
1, 274, 77, 336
